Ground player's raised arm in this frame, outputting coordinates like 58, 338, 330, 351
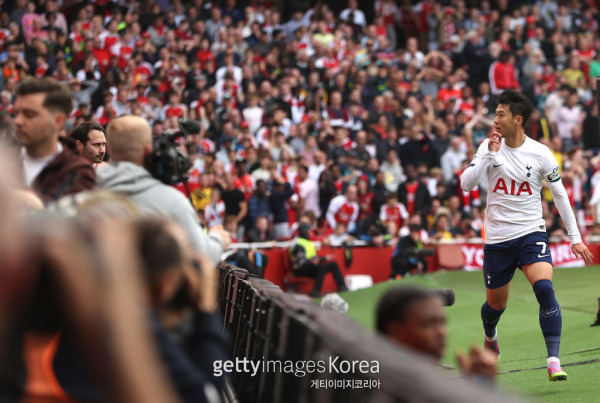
461, 126, 501, 192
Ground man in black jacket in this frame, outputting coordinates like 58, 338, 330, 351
372, 170, 388, 217
390, 224, 428, 279
246, 215, 274, 243
398, 126, 439, 170
269, 175, 294, 240
247, 180, 271, 230
225, 249, 269, 277
582, 102, 599, 154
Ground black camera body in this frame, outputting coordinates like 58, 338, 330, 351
145, 132, 191, 185
145, 119, 200, 185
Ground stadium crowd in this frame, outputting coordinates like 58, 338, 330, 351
0, 0, 600, 244
0, 0, 599, 401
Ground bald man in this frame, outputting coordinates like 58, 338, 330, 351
96, 116, 229, 264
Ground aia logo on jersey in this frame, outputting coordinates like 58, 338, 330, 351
492, 178, 532, 196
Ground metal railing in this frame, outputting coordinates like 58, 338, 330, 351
217, 262, 519, 403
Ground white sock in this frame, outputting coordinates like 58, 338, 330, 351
547, 357, 560, 366
484, 329, 497, 342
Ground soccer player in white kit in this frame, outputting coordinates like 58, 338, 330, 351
461, 90, 594, 381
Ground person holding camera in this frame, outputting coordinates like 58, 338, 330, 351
134, 217, 231, 401
390, 223, 429, 279
96, 115, 229, 264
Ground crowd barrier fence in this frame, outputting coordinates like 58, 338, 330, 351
217, 262, 518, 403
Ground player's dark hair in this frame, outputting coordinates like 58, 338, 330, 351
376, 286, 438, 333
70, 121, 105, 145
15, 77, 73, 116
497, 90, 534, 125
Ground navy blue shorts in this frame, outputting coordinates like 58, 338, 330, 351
483, 231, 553, 289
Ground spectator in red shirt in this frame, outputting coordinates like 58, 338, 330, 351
489, 51, 520, 95
437, 74, 462, 108
380, 192, 409, 231
234, 158, 253, 201
356, 176, 374, 222
326, 185, 359, 233
196, 37, 215, 71
91, 36, 111, 73
397, 165, 432, 226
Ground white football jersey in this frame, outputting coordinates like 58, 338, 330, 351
468, 136, 561, 244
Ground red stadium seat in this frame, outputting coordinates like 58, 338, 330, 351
283, 274, 315, 294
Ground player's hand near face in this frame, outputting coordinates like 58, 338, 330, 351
572, 242, 594, 266
488, 124, 502, 152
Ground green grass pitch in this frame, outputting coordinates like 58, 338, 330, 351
342, 266, 600, 402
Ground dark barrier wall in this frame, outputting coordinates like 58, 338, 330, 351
217, 262, 520, 403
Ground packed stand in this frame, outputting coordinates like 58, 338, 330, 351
0, 0, 599, 247
0, 1, 599, 401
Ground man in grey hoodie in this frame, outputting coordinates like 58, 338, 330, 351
96, 116, 229, 264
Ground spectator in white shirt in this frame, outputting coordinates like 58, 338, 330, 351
339, 0, 366, 27
555, 89, 584, 152
380, 149, 404, 193
297, 165, 320, 218
242, 93, 264, 135
215, 51, 243, 84
441, 136, 467, 185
